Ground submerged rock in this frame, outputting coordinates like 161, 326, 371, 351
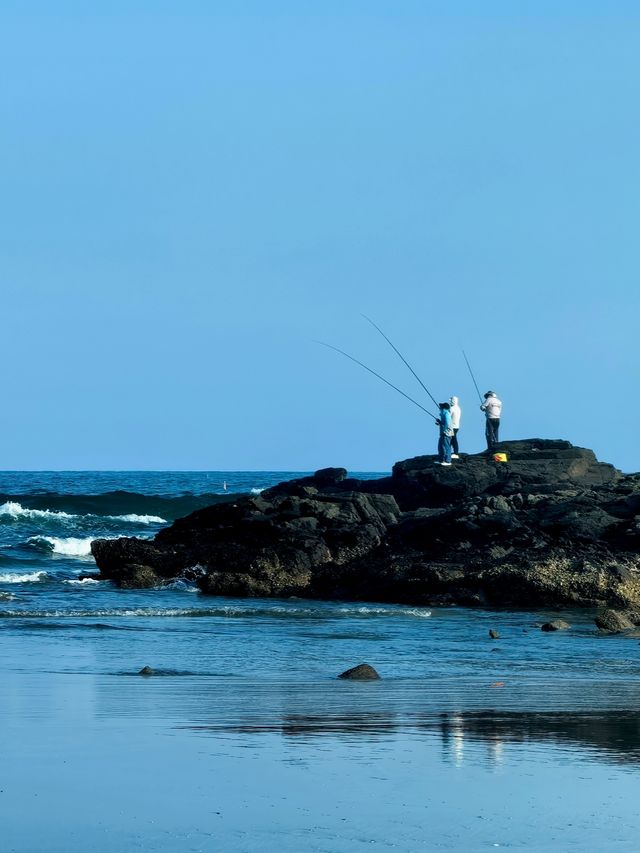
138, 666, 155, 676
338, 663, 381, 680
91, 440, 640, 610
489, 629, 500, 639
541, 620, 571, 632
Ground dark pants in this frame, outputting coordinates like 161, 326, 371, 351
438, 434, 452, 463
451, 428, 459, 455
485, 418, 500, 449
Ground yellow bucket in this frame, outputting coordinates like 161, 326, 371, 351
493, 452, 508, 463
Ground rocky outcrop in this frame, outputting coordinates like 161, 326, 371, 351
93, 488, 400, 598
91, 439, 640, 609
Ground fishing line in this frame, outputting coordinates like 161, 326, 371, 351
315, 340, 439, 420
361, 314, 440, 409
462, 349, 484, 404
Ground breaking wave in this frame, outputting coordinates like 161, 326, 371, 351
28, 536, 96, 557
0, 492, 235, 522
0, 502, 75, 521
0, 501, 165, 525
0, 571, 48, 584
111, 513, 165, 524
63, 577, 102, 586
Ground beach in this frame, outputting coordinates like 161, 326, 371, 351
1, 472, 639, 851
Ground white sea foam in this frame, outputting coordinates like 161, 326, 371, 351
0, 571, 48, 584
0, 502, 75, 521
0, 608, 233, 618
29, 536, 95, 557
250, 488, 264, 495
63, 577, 102, 586
107, 513, 166, 524
164, 579, 199, 592
336, 606, 432, 618
0, 602, 433, 618
0, 501, 165, 525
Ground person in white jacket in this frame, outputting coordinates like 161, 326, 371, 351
480, 391, 502, 449
449, 396, 462, 459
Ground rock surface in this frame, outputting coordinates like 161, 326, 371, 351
338, 663, 381, 680
541, 620, 571, 632
594, 608, 640, 633
91, 440, 640, 609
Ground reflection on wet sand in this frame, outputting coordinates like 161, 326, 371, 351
183, 709, 640, 765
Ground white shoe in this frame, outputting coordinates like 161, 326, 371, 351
441, 462, 452, 467
451, 454, 459, 459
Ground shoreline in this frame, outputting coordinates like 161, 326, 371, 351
91, 439, 640, 624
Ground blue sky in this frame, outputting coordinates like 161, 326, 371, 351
1, 2, 638, 470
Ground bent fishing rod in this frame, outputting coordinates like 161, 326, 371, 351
462, 349, 483, 404
361, 314, 440, 410
315, 340, 440, 421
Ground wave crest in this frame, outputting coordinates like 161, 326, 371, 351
28, 536, 95, 557
0, 571, 48, 584
0, 501, 165, 525
63, 577, 102, 586
0, 501, 74, 521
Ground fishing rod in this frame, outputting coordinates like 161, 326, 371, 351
361, 314, 440, 410
315, 340, 439, 420
462, 349, 483, 404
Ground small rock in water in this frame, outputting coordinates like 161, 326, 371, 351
489, 629, 500, 639
541, 620, 571, 632
594, 609, 639, 634
338, 663, 380, 680
138, 666, 155, 676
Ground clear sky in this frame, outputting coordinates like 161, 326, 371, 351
1, 2, 638, 471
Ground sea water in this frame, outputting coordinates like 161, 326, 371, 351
1, 472, 639, 852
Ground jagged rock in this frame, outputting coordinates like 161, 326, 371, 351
117, 564, 163, 590
595, 609, 640, 633
138, 666, 155, 676
541, 620, 571, 631
338, 663, 381, 680
90, 439, 640, 610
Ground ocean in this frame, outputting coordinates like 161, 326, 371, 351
1, 471, 639, 852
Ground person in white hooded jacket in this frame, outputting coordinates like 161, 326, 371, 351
449, 396, 462, 458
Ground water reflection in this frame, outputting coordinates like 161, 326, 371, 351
183, 709, 640, 765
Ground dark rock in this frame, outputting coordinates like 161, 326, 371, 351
118, 564, 163, 590
138, 666, 155, 676
489, 629, 500, 639
89, 439, 640, 611
338, 663, 381, 680
541, 620, 571, 631
595, 609, 640, 633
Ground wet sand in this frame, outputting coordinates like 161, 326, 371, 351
2, 602, 640, 851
